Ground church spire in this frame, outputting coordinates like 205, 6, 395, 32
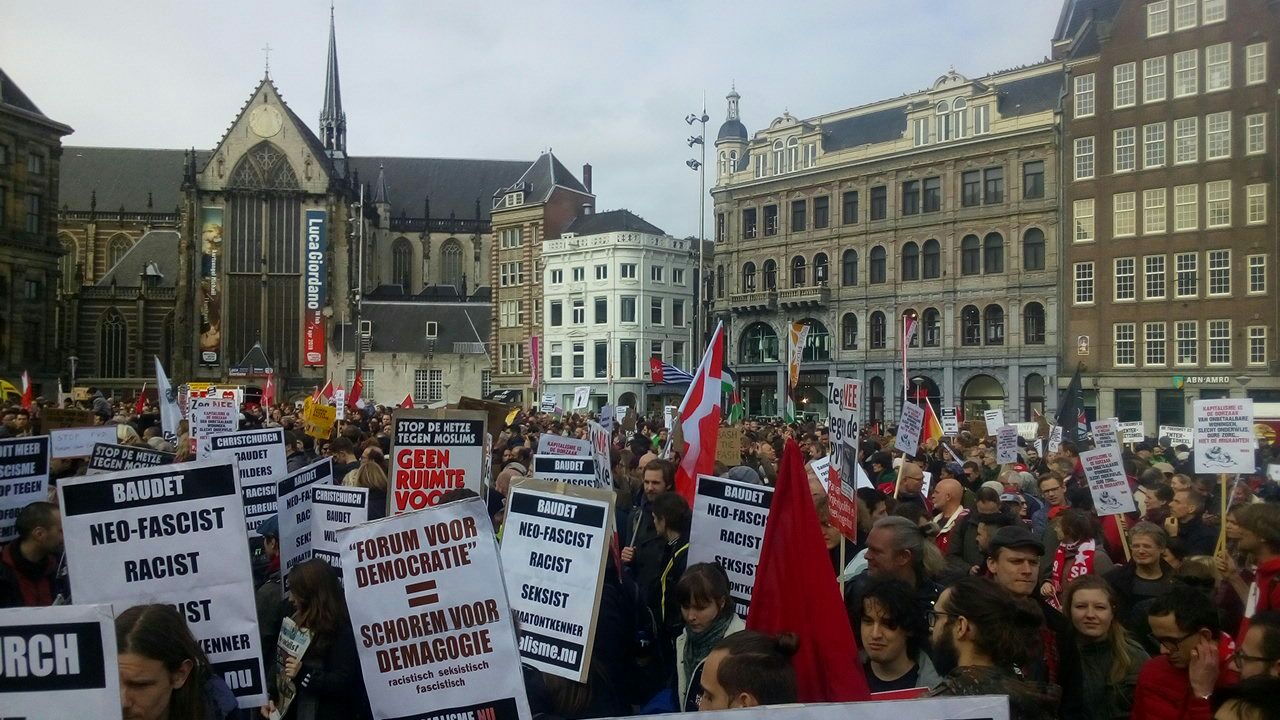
319, 3, 346, 155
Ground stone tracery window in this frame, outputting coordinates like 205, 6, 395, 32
227, 142, 301, 190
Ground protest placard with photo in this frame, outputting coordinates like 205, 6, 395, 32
1080, 447, 1137, 516
536, 434, 591, 457
191, 397, 239, 457
206, 427, 288, 534
688, 474, 774, 617
0, 603, 120, 716
895, 402, 924, 457
0, 435, 48, 542
500, 479, 613, 682
826, 377, 861, 540
1048, 425, 1064, 453
390, 409, 487, 514
532, 454, 598, 487
58, 459, 266, 708
50, 425, 116, 459
1194, 399, 1255, 475
269, 616, 311, 720
311, 484, 371, 582
338, 497, 532, 720
572, 386, 591, 410
277, 458, 333, 592
588, 420, 614, 490
995, 425, 1019, 464
87, 442, 175, 475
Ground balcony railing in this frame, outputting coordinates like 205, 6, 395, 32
777, 283, 830, 308
727, 289, 777, 313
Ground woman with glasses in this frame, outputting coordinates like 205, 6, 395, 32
1063, 575, 1147, 719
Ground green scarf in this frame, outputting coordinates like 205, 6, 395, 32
683, 612, 735, 684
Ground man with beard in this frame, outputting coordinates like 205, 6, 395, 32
0, 502, 64, 607
622, 459, 676, 598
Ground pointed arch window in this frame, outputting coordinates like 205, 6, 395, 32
392, 238, 413, 289
441, 239, 463, 291
100, 308, 128, 378
60, 235, 78, 293
107, 234, 131, 270
227, 141, 301, 190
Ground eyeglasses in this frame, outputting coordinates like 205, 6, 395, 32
1150, 631, 1197, 651
927, 610, 961, 629
1231, 649, 1277, 670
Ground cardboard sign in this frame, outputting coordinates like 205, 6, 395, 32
895, 402, 925, 457
459, 396, 518, 434
1194, 399, 1255, 474
501, 480, 613, 682
688, 474, 774, 617
1048, 425, 1064, 453
532, 454, 598, 487
1159, 425, 1194, 448
191, 397, 239, 457
39, 407, 94, 433
826, 377, 861, 540
1080, 447, 1137, 516
572, 386, 591, 410
206, 428, 288, 534
58, 459, 266, 708
277, 458, 333, 592
337, 497, 532, 720
0, 436, 49, 542
49, 426, 116, 459
87, 442, 175, 475
311, 485, 371, 583
716, 430, 744, 468
941, 406, 959, 435
995, 425, 1019, 464
983, 409, 1006, 437
0, 603, 120, 716
588, 421, 614, 490
389, 409, 487, 513
537, 434, 591, 457
1118, 421, 1145, 444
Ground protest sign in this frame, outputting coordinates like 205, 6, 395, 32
0, 603, 120, 716
599, 405, 615, 432
688, 474, 774, 617
390, 409, 487, 513
87, 442, 175, 475
333, 388, 346, 421
50, 425, 116, 459
59, 459, 266, 708
941, 406, 959, 435
588, 420, 614, 490
1090, 417, 1120, 451
501, 479, 613, 682
826, 377, 861, 540
311, 485, 371, 581
983, 409, 1005, 436
1194, 399, 1255, 474
540, 393, 556, 413
38, 407, 94, 433
615, 405, 628, 425
0, 436, 48, 542
995, 425, 1018, 464
1159, 425, 1194, 448
663, 405, 677, 430
277, 458, 333, 592
716, 429, 744, 468
1269, 464, 1280, 482
1080, 447, 1137, 516
1048, 425, 1064, 453
532, 454, 598, 487
338, 497, 532, 720
458, 396, 518, 434
538, 434, 591, 457
895, 402, 924, 457
572, 386, 591, 410
600, 696, 1009, 720
191, 397, 239, 457
810, 456, 830, 490
303, 401, 337, 440
1014, 422, 1039, 442
1118, 421, 1145, 444
207, 427, 288, 534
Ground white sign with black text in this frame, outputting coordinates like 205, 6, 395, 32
310, 485, 370, 583
983, 409, 1006, 437
1194, 399, 1255, 475
895, 402, 925, 457
1080, 447, 1137, 516
50, 426, 116, 459
1159, 425, 1195, 448
688, 474, 775, 617
0, 603, 121, 716
0, 436, 49, 542
191, 397, 240, 457
206, 427, 288, 534
941, 406, 959, 435
531, 454, 598, 488
277, 458, 334, 592
87, 442, 175, 475
996, 425, 1019, 464
537, 434, 591, 457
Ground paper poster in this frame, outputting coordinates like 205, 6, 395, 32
663, 405, 678, 430
941, 406, 959, 435
810, 456, 831, 490
588, 421, 614, 491
995, 425, 1019, 464
615, 406, 628, 425
983, 409, 1005, 436
0, 603, 120, 716
333, 389, 346, 421
531, 455, 598, 488
191, 397, 239, 457
337, 497, 532, 720
1091, 418, 1120, 451
206, 427, 288, 534
277, 458, 333, 592
599, 405, 615, 433
311, 485, 371, 583
1048, 425, 1064, 453
1194, 399, 1255, 475
0, 436, 49, 541
1118, 421, 1145, 443
50, 426, 116, 459
87, 442, 175, 476
1080, 447, 1137, 516
390, 409, 487, 513
1159, 425, 1194, 448
572, 386, 591, 410
500, 480, 613, 682
270, 617, 311, 720
688, 474, 774, 617
58, 459, 266, 708
537, 434, 591, 457
895, 402, 925, 457
539, 393, 557, 413
826, 377, 861, 540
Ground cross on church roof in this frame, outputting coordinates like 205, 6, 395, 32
262, 42, 273, 77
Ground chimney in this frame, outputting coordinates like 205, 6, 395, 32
582, 202, 594, 215
582, 163, 592, 193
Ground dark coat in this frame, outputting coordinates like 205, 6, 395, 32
270, 621, 370, 720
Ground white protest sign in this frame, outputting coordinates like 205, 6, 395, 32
601, 696, 1010, 720
996, 425, 1019, 464
206, 427, 288, 534
532, 454, 598, 487
1048, 425, 1064, 453
599, 405, 615, 433
311, 485, 370, 583
983, 409, 1005, 436
539, 393, 557, 413
689, 474, 774, 617
615, 406, 628, 425
1268, 464, 1280, 482
588, 420, 614, 490
389, 409, 487, 514
192, 397, 240, 457
537, 434, 591, 457
1080, 447, 1137, 516
1091, 418, 1121, 451
0, 436, 49, 542
1118, 421, 1145, 443
1194, 399, 1255, 475
333, 388, 346, 421
895, 402, 925, 457
58, 459, 267, 708
87, 442, 175, 475
1159, 425, 1194, 448
50, 426, 116, 459
277, 458, 333, 592
664, 405, 678, 430
826, 377, 861, 540
941, 406, 959, 435
0, 603, 120, 716
809, 456, 830, 491
338, 497, 532, 720
1013, 422, 1040, 442
572, 386, 591, 410
501, 480, 612, 682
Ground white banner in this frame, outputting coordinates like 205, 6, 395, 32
0, 436, 49, 542
941, 406, 959, 434
338, 497, 532, 720
572, 386, 591, 410
390, 409, 487, 514
1091, 417, 1120, 451
311, 485, 370, 584
895, 402, 924, 457
50, 426, 115, 459
1194, 399, 1255, 474
191, 397, 240, 457
536, 434, 591, 457
0, 603, 120, 716
1080, 447, 1137, 516
1118, 421, 1145, 443
206, 427, 288, 534
995, 425, 1019, 464
277, 458, 334, 592
87, 442, 175, 475
688, 474, 774, 617
58, 459, 266, 708
983, 409, 1005, 436
1159, 424, 1194, 448
588, 421, 614, 491
501, 480, 612, 682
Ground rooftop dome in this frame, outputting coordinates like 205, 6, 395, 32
717, 119, 748, 142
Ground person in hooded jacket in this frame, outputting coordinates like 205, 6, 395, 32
674, 563, 746, 711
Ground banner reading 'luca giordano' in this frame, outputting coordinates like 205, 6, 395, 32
303, 209, 327, 367
199, 207, 223, 366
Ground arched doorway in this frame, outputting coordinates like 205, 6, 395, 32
618, 391, 638, 408
961, 374, 1004, 422
906, 375, 942, 414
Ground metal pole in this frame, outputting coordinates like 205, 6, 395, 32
354, 184, 364, 387
698, 110, 707, 347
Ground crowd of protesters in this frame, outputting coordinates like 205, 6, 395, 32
4, 389, 1280, 720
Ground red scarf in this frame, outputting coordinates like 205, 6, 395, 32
1047, 539, 1095, 611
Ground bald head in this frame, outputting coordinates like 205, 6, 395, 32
898, 462, 924, 496
933, 478, 963, 514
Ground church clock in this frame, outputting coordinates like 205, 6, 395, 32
249, 105, 283, 138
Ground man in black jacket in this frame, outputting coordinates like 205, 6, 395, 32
1166, 488, 1218, 556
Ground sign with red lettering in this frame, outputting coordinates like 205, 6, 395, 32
337, 496, 531, 720
390, 409, 487, 514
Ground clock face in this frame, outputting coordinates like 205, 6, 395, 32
249, 105, 283, 138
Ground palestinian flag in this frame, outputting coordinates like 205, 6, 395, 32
722, 365, 745, 424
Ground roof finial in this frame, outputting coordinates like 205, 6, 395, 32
262, 42, 272, 78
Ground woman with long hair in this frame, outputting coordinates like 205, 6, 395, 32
116, 604, 237, 720
261, 559, 369, 720
345, 459, 389, 520
674, 563, 746, 711
1063, 575, 1148, 719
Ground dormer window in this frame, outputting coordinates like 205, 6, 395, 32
786, 137, 799, 173
772, 140, 785, 176
951, 98, 968, 139
936, 101, 952, 141
504, 192, 524, 207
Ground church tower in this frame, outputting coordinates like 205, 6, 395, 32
714, 86, 748, 179
319, 5, 347, 177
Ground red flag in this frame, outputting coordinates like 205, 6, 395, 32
20, 371, 33, 410
134, 382, 148, 416
262, 373, 276, 408
399, 393, 414, 409
348, 371, 364, 409
649, 356, 663, 384
747, 438, 871, 702
673, 322, 724, 503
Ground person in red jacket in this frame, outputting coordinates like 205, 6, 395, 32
1235, 503, 1280, 643
0, 501, 62, 607
1132, 584, 1236, 719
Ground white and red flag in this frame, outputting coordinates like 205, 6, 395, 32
673, 321, 724, 503
262, 372, 276, 408
19, 371, 32, 410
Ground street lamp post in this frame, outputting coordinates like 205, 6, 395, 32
686, 106, 709, 351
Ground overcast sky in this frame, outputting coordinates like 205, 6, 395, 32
2, 0, 1062, 237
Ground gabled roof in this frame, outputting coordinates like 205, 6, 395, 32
563, 209, 665, 237
96, 230, 181, 287
228, 342, 274, 377
336, 300, 491, 355
0, 67, 73, 134
60, 147, 200, 212
1053, 0, 1122, 44
497, 152, 591, 206
348, 156, 530, 222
